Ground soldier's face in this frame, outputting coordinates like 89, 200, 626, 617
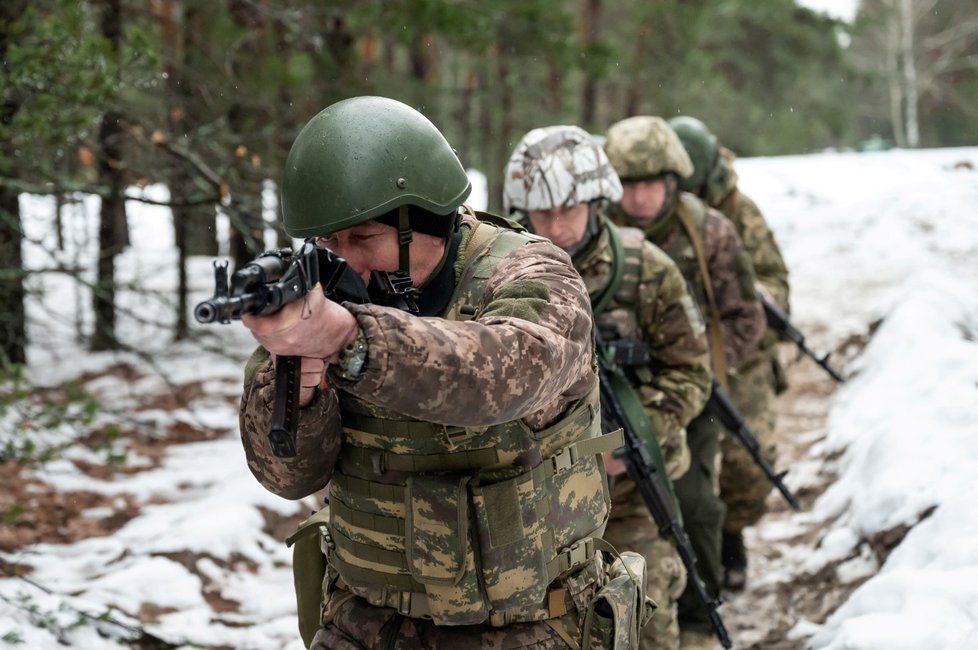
620, 179, 667, 220
315, 222, 445, 287
527, 203, 590, 250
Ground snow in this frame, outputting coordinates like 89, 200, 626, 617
795, 0, 859, 23
3, 146, 978, 648
738, 146, 978, 649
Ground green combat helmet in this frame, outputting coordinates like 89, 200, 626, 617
668, 116, 719, 193
604, 116, 694, 182
281, 96, 471, 239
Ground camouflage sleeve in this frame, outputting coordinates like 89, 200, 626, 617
238, 347, 343, 499
636, 242, 712, 478
337, 239, 595, 431
732, 191, 790, 311
703, 210, 766, 370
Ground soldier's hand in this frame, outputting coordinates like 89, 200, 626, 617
298, 357, 326, 408
241, 283, 358, 362
602, 450, 628, 477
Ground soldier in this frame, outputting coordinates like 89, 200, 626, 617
669, 116, 791, 591
237, 96, 650, 650
503, 125, 713, 650
603, 116, 766, 650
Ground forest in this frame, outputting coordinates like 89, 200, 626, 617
2, 0, 977, 379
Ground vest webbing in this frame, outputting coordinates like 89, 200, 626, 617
675, 199, 729, 389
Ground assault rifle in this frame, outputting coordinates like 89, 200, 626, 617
708, 379, 800, 511
195, 241, 416, 458
595, 329, 733, 649
760, 295, 845, 383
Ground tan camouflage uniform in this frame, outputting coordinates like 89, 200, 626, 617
611, 193, 765, 639
574, 216, 711, 650
240, 212, 635, 649
707, 147, 791, 534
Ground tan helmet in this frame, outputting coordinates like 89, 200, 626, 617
503, 125, 622, 215
604, 116, 694, 182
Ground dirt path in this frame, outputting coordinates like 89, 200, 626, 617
720, 353, 854, 649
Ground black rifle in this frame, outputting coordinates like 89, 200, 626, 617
195, 241, 379, 458
595, 330, 733, 649
760, 295, 845, 383
708, 379, 800, 511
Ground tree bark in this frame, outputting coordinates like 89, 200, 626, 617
91, 0, 126, 351
579, 0, 601, 128
0, 1, 28, 366
900, 0, 919, 147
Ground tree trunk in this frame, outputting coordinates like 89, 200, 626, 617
91, 0, 126, 352
900, 0, 919, 147
886, 4, 907, 147
579, 0, 601, 128
0, 1, 28, 367
625, 22, 651, 117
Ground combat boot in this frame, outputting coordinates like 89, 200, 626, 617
722, 531, 747, 591
679, 629, 719, 650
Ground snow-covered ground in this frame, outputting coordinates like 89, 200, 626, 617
2, 146, 977, 648
738, 147, 978, 649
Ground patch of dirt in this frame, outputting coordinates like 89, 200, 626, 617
721, 351, 853, 649
155, 550, 261, 616
0, 461, 140, 552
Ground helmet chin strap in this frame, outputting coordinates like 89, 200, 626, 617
397, 204, 412, 276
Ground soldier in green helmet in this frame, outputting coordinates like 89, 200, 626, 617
238, 96, 651, 649
603, 116, 766, 650
504, 124, 712, 650
669, 115, 791, 592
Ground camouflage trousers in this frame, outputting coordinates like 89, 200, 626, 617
602, 477, 686, 650
309, 594, 581, 649
673, 411, 725, 637
720, 353, 779, 534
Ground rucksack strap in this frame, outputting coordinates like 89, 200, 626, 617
675, 203, 729, 389
590, 218, 626, 317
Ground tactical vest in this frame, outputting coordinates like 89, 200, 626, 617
325, 213, 621, 627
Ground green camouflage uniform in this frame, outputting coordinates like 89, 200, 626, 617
706, 147, 791, 534
573, 215, 712, 650
240, 211, 646, 649
611, 194, 765, 638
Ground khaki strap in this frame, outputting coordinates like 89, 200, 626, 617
342, 412, 469, 440
546, 537, 597, 582
675, 205, 729, 389
545, 616, 582, 650
530, 429, 623, 487
341, 443, 500, 474
331, 499, 405, 537
328, 545, 425, 592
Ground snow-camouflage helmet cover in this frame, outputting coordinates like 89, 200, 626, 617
604, 116, 694, 182
503, 124, 623, 214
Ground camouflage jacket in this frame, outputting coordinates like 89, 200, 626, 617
573, 218, 711, 478
612, 194, 766, 372
707, 147, 790, 311
239, 211, 597, 499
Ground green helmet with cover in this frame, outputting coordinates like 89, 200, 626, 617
668, 115, 719, 193
502, 125, 623, 215
604, 116, 694, 182
281, 96, 471, 238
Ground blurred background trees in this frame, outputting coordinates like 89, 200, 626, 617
1, 0, 976, 364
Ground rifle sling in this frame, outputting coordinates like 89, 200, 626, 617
675, 205, 729, 390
